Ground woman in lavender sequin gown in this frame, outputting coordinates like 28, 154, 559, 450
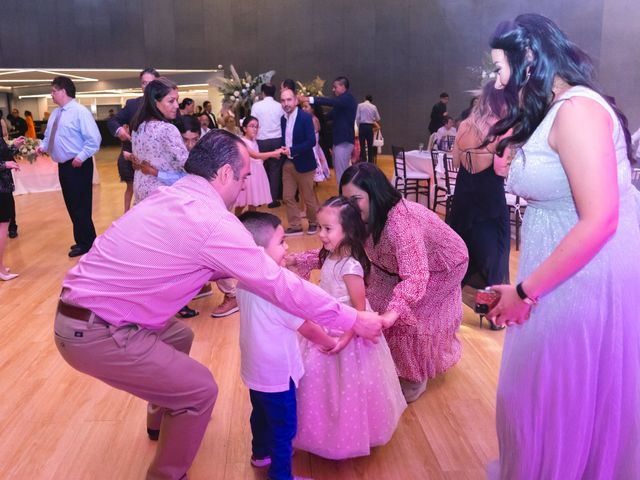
485, 14, 640, 479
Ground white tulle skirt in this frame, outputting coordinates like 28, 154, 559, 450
294, 334, 407, 459
235, 158, 272, 207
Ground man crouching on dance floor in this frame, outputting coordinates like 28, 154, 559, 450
53, 129, 384, 479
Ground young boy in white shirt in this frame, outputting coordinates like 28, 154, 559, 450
237, 211, 337, 480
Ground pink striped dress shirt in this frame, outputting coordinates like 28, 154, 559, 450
61, 174, 356, 331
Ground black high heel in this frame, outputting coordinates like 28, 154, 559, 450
177, 305, 199, 319
479, 314, 505, 331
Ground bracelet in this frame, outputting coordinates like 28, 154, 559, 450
516, 282, 537, 305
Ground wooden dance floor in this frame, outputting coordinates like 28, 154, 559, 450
0, 147, 518, 479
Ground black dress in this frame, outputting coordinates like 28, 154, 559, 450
448, 152, 510, 288
116, 140, 135, 183
0, 137, 17, 222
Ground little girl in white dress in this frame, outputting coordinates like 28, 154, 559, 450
235, 116, 282, 213
292, 196, 406, 459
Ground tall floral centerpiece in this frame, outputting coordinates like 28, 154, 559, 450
217, 65, 275, 119
296, 76, 326, 97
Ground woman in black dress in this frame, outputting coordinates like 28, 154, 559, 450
0, 136, 23, 280
449, 84, 510, 329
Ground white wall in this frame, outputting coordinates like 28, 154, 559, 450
14, 98, 48, 120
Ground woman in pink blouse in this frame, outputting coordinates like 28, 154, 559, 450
131, 77, 188, 204
340, 163, 468, 401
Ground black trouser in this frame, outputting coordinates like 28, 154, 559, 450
58, 158, 96, 250
358, 123, 375, 163
8, 212, 17, 234
258, 137, 284, 201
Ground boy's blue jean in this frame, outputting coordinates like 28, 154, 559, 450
249, 379, 297, 480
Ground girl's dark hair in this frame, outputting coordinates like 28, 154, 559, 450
178, 115, 201, 135
130, 77, 177, 132
179, 98, 194, 109
339, 163, 401, 245
24, 110, 32, 117
241, 115, 258, 133
487, 13, 633, 163
318, 196, 370, 282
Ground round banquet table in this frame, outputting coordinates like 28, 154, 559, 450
11, 155, 100, 195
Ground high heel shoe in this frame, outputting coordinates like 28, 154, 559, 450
399, 377, 428, 403
0, 271, 19, 281
479, 314, 505, 331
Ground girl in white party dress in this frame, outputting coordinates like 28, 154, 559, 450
292, 196, 406, 460
235, 115, 282, 214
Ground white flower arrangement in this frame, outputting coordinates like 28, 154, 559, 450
9, 137, 41, 163
216, 65, 275, 118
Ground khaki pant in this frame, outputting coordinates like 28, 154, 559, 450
333, 142, 354, 187
216, 277, 236, 297
54, 312, 218, 480
282, 160, 318, 230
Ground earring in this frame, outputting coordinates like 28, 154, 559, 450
522, 67, 532, 87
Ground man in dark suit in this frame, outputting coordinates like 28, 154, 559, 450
280, 87, 318, 236
428, 92, 449, 134
202, 101, 218, 129
299, 76, 357, 187
107, 67, 159, 212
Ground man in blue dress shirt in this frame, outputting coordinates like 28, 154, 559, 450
37, 76, 101, 257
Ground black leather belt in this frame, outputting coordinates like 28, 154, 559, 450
57, 300, 94, 321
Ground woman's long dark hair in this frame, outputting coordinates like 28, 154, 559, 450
339, 163, 402, 245
473, 82, 507, 144
487, 13, 633, 163
318, 196, 371, 282
131, 77, 178, 132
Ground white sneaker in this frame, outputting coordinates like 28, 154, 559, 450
0, 271, 18, 281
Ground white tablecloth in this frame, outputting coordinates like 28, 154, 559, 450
402, 150, 448, 180
12, 156, 100, 195
391, 150, 450, 206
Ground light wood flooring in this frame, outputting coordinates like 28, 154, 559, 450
0, 147, 518, 480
